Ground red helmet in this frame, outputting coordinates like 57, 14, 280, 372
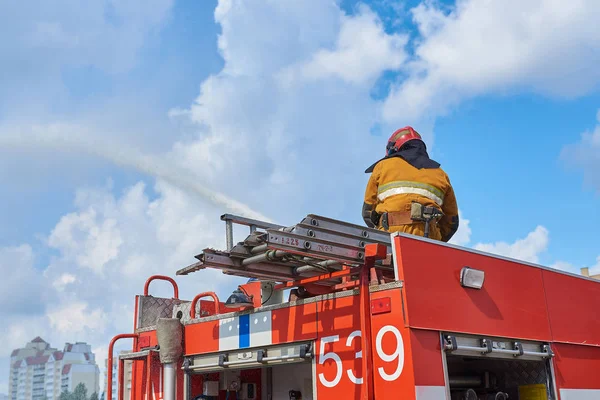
386, 126, 423, 155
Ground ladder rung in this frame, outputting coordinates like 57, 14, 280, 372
176, 261, 204, 276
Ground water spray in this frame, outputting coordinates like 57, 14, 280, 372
0, 125, 271, 222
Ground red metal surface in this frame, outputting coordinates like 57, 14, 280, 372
366, 243, 387, 260
371, 297, 391, 315
271, 302, 318, 345
107, 333, 138, 400
409, 330, 445, 387
240, 281, 263, 307
393, 235, 552, 341
333, 280, 359, 290
185, 321, 219, 355
274, 268, 356, 290
553, 343, 600, 390
190, 292, 221, 319
542, 270, 600, 346
176, 359, 185, 400
143, 275, 179, 299
146, 352, 152, 400
360, 264, 374, 400
138, 335, 150, 348
370, 288, 417, 399
118, 359, 124, 400
132, 358, 145, 400
315, 293, 363, 399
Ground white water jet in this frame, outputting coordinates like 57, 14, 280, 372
0, 124, 271, 222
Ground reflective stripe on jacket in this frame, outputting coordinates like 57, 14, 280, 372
363, 157, 459, 242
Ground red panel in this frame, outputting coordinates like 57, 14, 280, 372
151, 354, 161, 400
312, 288, 423, 399
131, 359, 145, 400
553, 343, 600, 390
366, 243, 387, 259
371, 297, 391, 315
190, 374, 205, 398
136, 331, 157, 351
394, 236, 552, 341
177, 358, 184, 400
370, 289, 417, 400
138, 335, 150, 348
409, 329, 445, 387
543, 270, 600, 346
184, 320, 219, 355
272, 302, 318, 344
315, 294, 364, 399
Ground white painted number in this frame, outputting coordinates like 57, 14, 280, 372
346, 330, 363, 384
318, 325, 405, 388
376, 325, 404, 381
318, 335, 342, 388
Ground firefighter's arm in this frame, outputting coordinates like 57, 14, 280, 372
362, 165, 380, 228
440, 184, 459, 242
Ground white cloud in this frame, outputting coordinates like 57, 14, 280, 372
382, 0, 600, 123
53, 273, 77, 291
0, 244, 49, 316
448, 209, 471, 246
280, 5, 408, 85
1, 0, 174, 75
561, 108, 600, 190
168, 1, 408, 224
474, 225, 549, 263
48, 209, 123, 276
47, 302, 108, 335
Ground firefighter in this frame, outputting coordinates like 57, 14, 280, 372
362, 126, 459, 242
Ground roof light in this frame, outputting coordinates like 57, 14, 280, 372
224, 287, 254, 308
460, 266, 485, 290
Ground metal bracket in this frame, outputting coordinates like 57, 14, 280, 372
542, 344, 555, 358
444, 335, 458, 352
257, 349, 266, 363
481, 338, 493, 354
182, 357, 191, 371
218, 354, 228, 367
513, 342, 524, 357
300, 343, 312, 359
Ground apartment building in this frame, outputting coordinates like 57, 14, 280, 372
9, 338, 99, 400
103, 352, 133, 400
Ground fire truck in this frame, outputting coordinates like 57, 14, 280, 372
107, 213, 600, 400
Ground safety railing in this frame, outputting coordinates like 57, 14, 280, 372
107, 334, 138, 400
190, 291, 221, 319
143, 275, 179, 299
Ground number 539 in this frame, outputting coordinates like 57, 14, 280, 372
318, 325, 405, 388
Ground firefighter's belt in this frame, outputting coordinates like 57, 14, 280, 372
380, 211, 434, 229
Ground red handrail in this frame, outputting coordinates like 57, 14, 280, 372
107, 333, 138, 400
190, 292, 221, 319
143, 275, 179, 299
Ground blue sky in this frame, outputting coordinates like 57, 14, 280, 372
1, 0, 600, 395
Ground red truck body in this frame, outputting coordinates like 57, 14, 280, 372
108, 215, 600, 400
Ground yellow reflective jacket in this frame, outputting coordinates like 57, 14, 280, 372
363, 157, 459, 242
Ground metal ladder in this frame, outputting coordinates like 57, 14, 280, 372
176, 213, 394, 289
